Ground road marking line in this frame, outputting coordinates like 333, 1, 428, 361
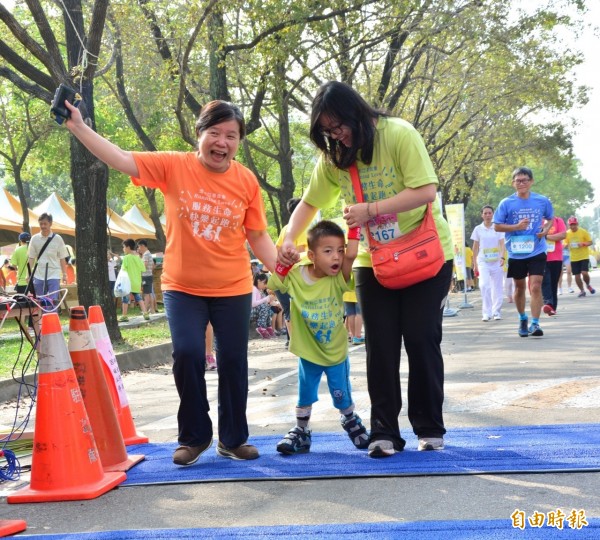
248, 368, 298, 394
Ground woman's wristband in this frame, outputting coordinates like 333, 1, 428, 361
367, 201, 380, 219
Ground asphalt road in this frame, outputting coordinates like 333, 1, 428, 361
1, 276, 599, 536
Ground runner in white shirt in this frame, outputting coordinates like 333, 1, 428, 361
471, 205, 506, 321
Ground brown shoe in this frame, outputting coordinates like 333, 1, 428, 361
173, 439, 212, 466
216, 441, 259, 460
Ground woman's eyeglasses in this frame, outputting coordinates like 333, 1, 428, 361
320, 123, 344, 138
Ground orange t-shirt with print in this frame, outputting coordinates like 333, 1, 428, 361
131, 152, 267, 297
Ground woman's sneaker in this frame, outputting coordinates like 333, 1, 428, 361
341, 413, 369, 448
418, 437, 444, 451
276, 426, 312, 454
265, 327, 276, 337
368, 439, 395, 458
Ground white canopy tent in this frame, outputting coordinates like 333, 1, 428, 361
0, 190, 158, 247
0, 189, 74, 245
121, 204, 157, 235
33, 192, 76, 230
33, 193, 156, 240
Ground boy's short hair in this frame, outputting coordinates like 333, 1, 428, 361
122, 238, 136, 250
137, 239, 148, 247
307, 220, 345, 251
38, 212, 53, 223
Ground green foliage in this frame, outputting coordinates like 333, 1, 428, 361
0, 0, 596, 241
0, 317, 171, 379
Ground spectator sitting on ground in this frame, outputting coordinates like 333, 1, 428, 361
205, 321, 217, 371
251, 272, 276, 338
267, 288, 285, 335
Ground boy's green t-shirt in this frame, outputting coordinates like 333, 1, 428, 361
121, 253, 145, 294
268, 267, 351, 367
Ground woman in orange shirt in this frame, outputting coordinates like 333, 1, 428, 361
65, 99, 277, 465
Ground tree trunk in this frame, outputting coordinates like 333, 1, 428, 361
277, 91, 296, 225
208, 9, 231, 101
70, 84, 121, 343
13, 167, 31, 234
144, 187, 166, 252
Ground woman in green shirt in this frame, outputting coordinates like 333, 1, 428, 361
279, 81, 453, 458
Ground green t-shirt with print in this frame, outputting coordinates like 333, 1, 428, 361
268, 266, 351, 367
303, 116, 453, 266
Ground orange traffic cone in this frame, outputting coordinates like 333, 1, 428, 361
68, 306, 144, 472
0, 520, 26, 536
88, 305, 149, 445
8, 313, 126, 503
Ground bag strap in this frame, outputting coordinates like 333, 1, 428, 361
348, 163, 364, 203
35, 234, 56, 263
350, 163, 378, 250
24, 234, 56, 298
350, 164, 385, 252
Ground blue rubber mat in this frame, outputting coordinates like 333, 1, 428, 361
15, 519, 600, 539
122, 424, 600, 486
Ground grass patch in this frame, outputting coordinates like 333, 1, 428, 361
114, 320, 171, 353
0, 307, 171, 380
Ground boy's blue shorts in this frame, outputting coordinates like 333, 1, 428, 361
297, 357, 353, 411
122, 292, 143, 304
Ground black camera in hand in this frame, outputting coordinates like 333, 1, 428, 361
50, 84, 82, 125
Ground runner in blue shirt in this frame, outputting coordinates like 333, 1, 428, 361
493, 167, 553, 337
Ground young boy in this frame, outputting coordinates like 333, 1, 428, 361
119, 238, 149, 322
268, 220, 368, 454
